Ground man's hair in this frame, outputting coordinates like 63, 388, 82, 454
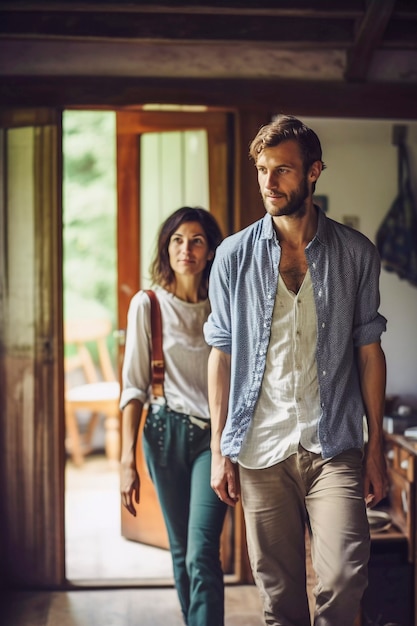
249, 114, 326, 173
149, 206, 223, 293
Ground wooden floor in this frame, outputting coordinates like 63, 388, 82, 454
37, 448, 264, 625
4, 447, 315, 626
2, 453, 265, 624
1, 585, 264, 626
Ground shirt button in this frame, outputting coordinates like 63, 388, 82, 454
322, 370, 327, 376
322, 322, 325, 328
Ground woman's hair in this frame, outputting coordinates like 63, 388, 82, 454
149, 206, 223, 293
249, 114, 326, 174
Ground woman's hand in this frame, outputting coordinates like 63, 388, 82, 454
120, 400, 143, 516
120, 461, 140, 516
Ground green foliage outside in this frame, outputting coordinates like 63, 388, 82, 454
63, 110, 117, 321
63, 111, 117, 362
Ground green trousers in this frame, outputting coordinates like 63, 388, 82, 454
143, 403, 227, 626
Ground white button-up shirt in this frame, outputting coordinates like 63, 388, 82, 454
239, 271, 321, 469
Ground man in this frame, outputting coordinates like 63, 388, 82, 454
204, 114, 388, 626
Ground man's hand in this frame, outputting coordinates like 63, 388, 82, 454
211, 451, 240, 506
363, 442, 388, 508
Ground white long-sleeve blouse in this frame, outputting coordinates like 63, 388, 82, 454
120, 286, 211, 420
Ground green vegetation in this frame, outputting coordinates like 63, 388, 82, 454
63, 111, 117, 324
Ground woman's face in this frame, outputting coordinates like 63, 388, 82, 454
167, 220, 213, 279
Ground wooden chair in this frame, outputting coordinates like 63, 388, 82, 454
64, 318, 120, 467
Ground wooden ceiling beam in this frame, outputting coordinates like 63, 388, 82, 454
0, 1, 366, 17
0, 3, 414, 48
1, 75, 416, 119
0, 9, 355, 45
344, 0, 396, 82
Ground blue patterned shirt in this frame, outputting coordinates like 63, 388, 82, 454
204, 209, 387, 461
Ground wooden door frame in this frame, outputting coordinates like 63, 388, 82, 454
116, 108, 233, 319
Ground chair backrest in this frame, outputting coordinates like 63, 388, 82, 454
64, 318, 116, 384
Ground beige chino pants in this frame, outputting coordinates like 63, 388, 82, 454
239, 446, 370, 626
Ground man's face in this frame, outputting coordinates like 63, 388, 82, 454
256, 140, 312, 218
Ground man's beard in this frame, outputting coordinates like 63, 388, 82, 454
264, 175, 310, 218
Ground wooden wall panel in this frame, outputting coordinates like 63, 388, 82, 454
0, 118, 65, 587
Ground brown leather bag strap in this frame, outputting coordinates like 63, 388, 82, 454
144, 289, 165, 398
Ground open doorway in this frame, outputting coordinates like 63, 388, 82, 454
63, 108, 234, 582
63, 109, 175, 581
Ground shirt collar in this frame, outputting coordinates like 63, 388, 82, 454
260, 214, 277, 240
312, 205, 328, 246
260, 206, 328, 245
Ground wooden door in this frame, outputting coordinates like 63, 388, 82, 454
116, 109, 233, 563
0, 108, 65, 586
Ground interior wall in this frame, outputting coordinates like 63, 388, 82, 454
302, 117, 417, 407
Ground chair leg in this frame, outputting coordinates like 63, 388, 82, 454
104, 414, 120, 465
65, 406, 84, 467
84, 411, 100, 454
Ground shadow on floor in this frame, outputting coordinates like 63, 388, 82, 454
1, 586, 264, 626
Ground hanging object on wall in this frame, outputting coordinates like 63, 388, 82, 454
376, 127, 417, 288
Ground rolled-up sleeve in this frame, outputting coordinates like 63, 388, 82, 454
119, 291, 152, 410
204, 245, 232, 354
352, 245, 387, 347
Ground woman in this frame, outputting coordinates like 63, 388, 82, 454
120, 206, 227, 626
